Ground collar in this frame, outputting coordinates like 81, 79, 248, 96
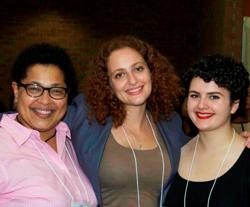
0, 113, 71, 147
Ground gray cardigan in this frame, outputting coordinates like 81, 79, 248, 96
64, 94, 189, 206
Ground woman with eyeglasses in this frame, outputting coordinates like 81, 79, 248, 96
0, 43, 97, 206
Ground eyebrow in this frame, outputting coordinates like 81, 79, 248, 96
110, 61, 147, 75
189, 90, 224, 96
28, 81, 66, 87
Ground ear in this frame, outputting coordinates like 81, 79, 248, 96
230, 99, 240, 114
12, 81, 19, 101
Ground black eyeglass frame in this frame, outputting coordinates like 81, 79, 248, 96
18, 82, 68, 100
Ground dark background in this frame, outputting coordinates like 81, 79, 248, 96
0, 0, 249, 110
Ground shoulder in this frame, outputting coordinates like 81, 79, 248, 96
157, 112, 182, 130
64, 93, 88, 128
157, 112, 189, 145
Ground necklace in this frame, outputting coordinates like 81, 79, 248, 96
183, 128, 236, 207
122, 113, 165, 207
16, 115, 56, 143
125, 131, 144, 150
44, 131, 56, 142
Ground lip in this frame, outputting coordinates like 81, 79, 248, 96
32, 108, 54, 118
195, 112, 214, 119
126, 86, 143, 95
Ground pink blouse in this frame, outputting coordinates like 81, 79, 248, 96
0, 114, 97, 207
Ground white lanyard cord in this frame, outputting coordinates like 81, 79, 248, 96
30, 139, 74, 201
184, 128, 236, 207
122, 126, 141, 207
122, 113, 165, 207
65, 143, 90, 202
146, 114, 165, 207
30, 138, 89, 203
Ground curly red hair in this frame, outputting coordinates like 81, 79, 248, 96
85, 35, 183, 127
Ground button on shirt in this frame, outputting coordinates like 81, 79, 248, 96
0, 114, 97, 207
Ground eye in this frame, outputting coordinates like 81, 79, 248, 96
27, 85, 42, 94
114, 72, 126, 79
134, 66, 144, 72
189, 93, 199, 99
209, 95, 220, 100
51, 87, 65, 95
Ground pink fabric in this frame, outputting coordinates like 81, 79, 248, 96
0, 114, 97, 207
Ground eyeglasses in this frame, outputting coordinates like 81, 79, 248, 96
18, 83, 68, 100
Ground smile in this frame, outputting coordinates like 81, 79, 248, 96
32, 108, 54, 117
126, 86, 143, 95
195, 112, 214, 119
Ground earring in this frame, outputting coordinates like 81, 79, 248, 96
110, 94, 118, 109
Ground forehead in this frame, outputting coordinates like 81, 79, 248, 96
107, 47, 145, 71
189, 77, 230, 95
24, 64, 65, 82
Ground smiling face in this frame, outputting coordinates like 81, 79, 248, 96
107, 47, 152, 109
187, 77, 239, 132
12, 64, 68, 134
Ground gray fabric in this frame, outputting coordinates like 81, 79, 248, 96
99, 132, 170, 207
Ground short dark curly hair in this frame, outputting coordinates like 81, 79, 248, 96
183, 54, 249, 103
11, 43, 78, 102
85, 35, 183, 127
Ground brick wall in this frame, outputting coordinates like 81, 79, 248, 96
0, 3, 103, 110
244, 0, 250, 16
223, 0, 244, 60
0, 0, 246, 110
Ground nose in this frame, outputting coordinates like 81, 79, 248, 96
127, 72, 137, 85
38, 89, 52, 104
197, 97, 208, 109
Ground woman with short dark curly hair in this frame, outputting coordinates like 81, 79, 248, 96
165, 54, 250, 206
0, 43, 97, 206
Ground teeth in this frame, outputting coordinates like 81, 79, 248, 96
127, 86, 142, 93
198, 113, 211, 116
34, 109, 52, 115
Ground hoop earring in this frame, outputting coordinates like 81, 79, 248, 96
110, 94, 118, 109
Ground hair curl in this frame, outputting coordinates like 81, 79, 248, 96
85, 35, 183, 127
11, 43, 78, 102
183, 54, 250, 116
183, 54, 249, 100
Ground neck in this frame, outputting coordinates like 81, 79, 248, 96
42, 131, 56, 142
16, 114, 56, 143
124, 105, 147, 130
198, 125, 235, 151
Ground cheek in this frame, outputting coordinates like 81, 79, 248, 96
57, 101, 68, 114
186, 100, 193, 113
110, 80, 125, 94
16, 94, 33, 109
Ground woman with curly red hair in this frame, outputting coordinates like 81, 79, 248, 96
65, 35, 189, 206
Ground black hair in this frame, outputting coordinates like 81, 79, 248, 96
11, 43, 78, 102
182, 54, 250, 119
183, 54, 249, 101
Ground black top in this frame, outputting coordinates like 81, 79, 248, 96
165, 148, 250, 207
